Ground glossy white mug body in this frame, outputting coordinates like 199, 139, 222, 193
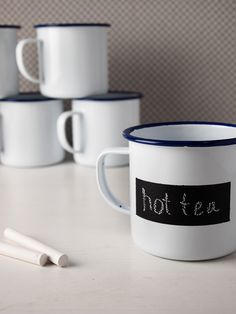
0, 25, 20, 98
16, 23, 110, 98
0, 93, 65, 167
57, 92, 142, 167
97, 122, 236, 261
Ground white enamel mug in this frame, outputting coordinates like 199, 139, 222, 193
97, 122, 236, 261
0, 25, 20, 98
16, 23, 110, 98
0, 93, 65, 167
57, 92, 142, 167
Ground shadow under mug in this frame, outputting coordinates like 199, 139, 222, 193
16, 23, 110, 98
57, 92, 142, 167
97, 121, 236, 261
0, 93, 65, 167
0, 25, 20, 98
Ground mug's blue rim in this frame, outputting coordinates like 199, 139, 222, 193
0, 92, 58, 102
34, 23, 111, 28
0, 25, 21, 29
73, 91, 143, 101
123, 121, 236, 147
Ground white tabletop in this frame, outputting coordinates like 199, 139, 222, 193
0, 161, 235, 314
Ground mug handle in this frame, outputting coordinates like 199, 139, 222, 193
57, 111, 82, 154
96, 147, 130, 215
16, 38, 41, 84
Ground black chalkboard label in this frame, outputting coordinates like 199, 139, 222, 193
136, 178, 231, 226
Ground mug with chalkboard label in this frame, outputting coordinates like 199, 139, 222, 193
16, 23, 110, 98
96, 122, 236, 261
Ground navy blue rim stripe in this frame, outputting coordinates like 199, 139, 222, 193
0, 25, 21, 29
73, 91, 143, 101
123, 121, 236, 147
0, 92, 58, 102
34, 23, 110, 28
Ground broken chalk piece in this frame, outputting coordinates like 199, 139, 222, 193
0, 241, 48, 266
4, 228, 68, 267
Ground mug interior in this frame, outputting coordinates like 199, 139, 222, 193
123, 122, 236, 147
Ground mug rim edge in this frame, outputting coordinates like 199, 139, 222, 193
123, 121, 236, 147
0, 92, 60, 102
0, 25, 21, 29
72, 90, 143, 101
34, 23, 111, 28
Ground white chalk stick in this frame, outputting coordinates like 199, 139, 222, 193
4, 228, 68, 267
0, 241, 48, 266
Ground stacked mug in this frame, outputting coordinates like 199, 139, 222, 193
0, 24, 64, 167
0, 22, 142, 168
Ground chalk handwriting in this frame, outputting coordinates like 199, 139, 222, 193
142, 188, 221, 216
142, 188, 152, 211
207, 202, 220, 214
180, 193, 190, 216
194, 201, 204, 216
153, 193, 171, 215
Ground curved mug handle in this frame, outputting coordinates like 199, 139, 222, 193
57, 111, 83, 154
16, 38, 41, 84
96, 147, 130, 215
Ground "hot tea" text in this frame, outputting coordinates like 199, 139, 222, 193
142, 188, 221, 216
